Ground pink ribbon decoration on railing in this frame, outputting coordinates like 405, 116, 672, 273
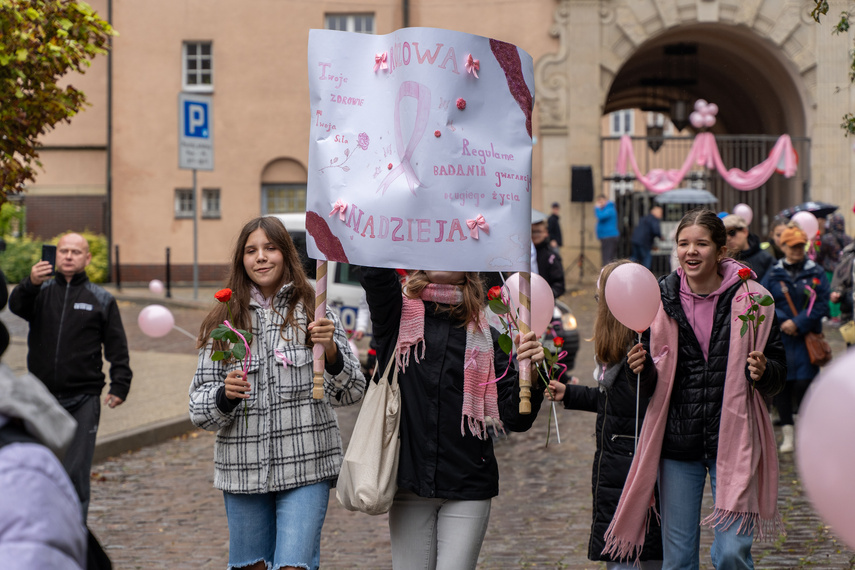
328, 199, 348, 221
273, 349, 294, 369
616, 133, 798, 193
224, 320, 252, 379
466, 214, 490, 239
378, 81, 431, 196
465, 53, 480, 78
374, 51, 388, 72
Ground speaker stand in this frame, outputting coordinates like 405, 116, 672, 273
566, 203, 599, 283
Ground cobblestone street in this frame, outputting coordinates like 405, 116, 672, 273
67, 284, 855, 568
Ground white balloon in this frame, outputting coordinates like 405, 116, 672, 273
138, 304, 175, 338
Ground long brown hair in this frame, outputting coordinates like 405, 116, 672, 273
196, 216, 316, 349
405, 271, 485, 326
593, 260, 637, 366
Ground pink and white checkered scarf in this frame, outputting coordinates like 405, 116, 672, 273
397, 283, 501, 439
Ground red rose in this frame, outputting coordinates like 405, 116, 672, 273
553, 336, 564, 348
812, 277, 821, 287
456, 98, 466, 110
737, 267, 752, 280
434, 130, 441, 138
487, 286, 502, 301
214, 288, 232, 303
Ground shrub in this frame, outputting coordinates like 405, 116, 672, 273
0, 232, 109, 284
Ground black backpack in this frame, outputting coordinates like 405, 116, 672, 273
0, 421, 112, 570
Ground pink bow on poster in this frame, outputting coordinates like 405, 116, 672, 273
374, 52, 388, 72
329, 199, 348, 221
378, 81, 431, 196
465, 53, 480, 78
466, 214, 490, 239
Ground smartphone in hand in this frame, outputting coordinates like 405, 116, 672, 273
41, 244, 57, 276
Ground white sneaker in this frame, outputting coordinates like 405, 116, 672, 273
779, 425, 794, 453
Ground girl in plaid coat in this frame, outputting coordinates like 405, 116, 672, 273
189, 216, 365, 570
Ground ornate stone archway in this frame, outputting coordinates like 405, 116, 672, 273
534, 0, 852, 264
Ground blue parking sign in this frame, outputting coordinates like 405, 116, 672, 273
183, 100, 209, 138
179, 93, 213, 170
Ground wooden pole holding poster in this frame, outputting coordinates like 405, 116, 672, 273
313, 260, 327, 400
518, 271, 532, 414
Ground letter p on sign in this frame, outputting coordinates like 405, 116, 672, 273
184, 101, 209, 138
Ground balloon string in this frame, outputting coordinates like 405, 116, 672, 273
172, 325, 197, 340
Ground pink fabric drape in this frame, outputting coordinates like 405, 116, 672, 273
616, 133, 797, 194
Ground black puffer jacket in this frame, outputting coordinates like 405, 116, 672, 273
633, 271, 786, 461
733, 233, 775, 282
562, 360, 662, 562
361, 268, 543, 500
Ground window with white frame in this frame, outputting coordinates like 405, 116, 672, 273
609, 109, 634, 136
262, 184, 307, 214
175, 189, 194, 218
202, 188, 221, 219
183, 41, 213, 91
325, 14, 374, 34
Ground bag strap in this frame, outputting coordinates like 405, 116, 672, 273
779, 281, 799, 315
380, 349, 399, 389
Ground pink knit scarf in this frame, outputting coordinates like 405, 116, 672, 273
602, 279, 783, 562
397, 283, 501, 439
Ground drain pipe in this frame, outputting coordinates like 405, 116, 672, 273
403, 0, 409, 27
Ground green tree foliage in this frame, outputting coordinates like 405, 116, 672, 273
811, 1, 855, 135
0, 1, 114, 199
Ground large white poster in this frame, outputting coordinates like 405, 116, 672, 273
306, 28, 534, 271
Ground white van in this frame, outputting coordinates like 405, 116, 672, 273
272, 213, 364, 334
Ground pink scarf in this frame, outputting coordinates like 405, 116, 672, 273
602, 279, 783, 561
397, 283, 501, 439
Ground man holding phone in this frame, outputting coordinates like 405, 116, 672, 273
9, 232, 132, 521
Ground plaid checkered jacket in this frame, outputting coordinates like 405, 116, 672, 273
189, 284, 365, 494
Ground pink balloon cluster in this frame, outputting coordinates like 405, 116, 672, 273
689, 99, 718, 130
138, 304, 175, 338
797, 350, 855, 549
604, 263, 661, 333
502, 272, 555, 337
732, 203, 753, 225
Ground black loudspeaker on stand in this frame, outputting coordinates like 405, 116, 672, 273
568, 165, 598, 282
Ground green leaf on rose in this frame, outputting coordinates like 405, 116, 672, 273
211, 350, 227, 361
759, 296, 774, 306
740, 321, 749, 337
232, 343, 247, 360
488, 299, 511, 315
738, 315, 748, 321
498, 333, 513, 355
211, 327, 229, 341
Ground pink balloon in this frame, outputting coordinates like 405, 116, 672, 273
797, 350, 855, 549
604, 263, 661, 333
689, 111, 704, 129
703, 113, 716, 128
502, 272, 555, 337
791, 211, 819, 239
694, 99, 708, 112
148, 279, 165, 295
138, 304, 175, 338
733, 203, 753, 225
707, 103, 719, 116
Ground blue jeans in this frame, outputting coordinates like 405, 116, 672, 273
659, 458, 753, 570
223, 480, 331, 570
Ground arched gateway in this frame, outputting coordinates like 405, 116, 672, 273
534, 0, 851, 268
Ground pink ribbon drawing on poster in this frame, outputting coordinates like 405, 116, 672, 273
377, 81, 431, 196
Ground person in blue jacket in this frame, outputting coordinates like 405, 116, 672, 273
631, 206, 663, 270
761, 225, 830, 454
595, 194, 621, 265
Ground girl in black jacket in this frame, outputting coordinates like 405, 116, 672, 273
361, 267, 545, 570
549, 260, 663, 569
